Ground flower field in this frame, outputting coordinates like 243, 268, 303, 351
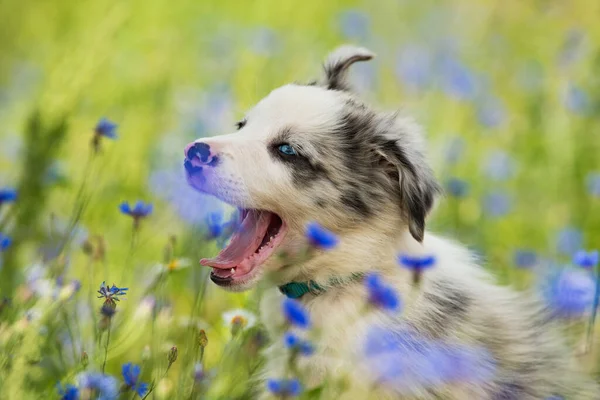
0, 0, 599, 399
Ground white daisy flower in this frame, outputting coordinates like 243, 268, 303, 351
222, 308, 257, 334
163, 258, 193, 273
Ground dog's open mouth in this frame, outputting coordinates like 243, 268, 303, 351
200, 209, 287, 286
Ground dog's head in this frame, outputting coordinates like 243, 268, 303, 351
185, 46, 440, 291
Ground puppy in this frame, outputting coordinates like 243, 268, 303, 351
185, 46, 599, 399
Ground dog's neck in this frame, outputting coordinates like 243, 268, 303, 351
277, 224, 421, 299
278, 272, 366, 299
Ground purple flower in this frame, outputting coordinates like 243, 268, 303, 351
395, 45, 433, 91
513, 250, 537, 269
363, 326, 495, 393
483, 150, 515, 181
95, 118, 118, 139
483, 192, 511, 217
266, 378, 302, 397
573, 250, 598, 269
440, 58, 478, 101
149, 169, 224, 226
338, 9, 370, 40
445, 178, 469, 198
398, 254, 436, 271
57, 383, 79, 400
555, 227, 583, 256
586, 172, 600, 197
0, 233, 11, 251
97, 282, 128, 306
205, 211, 224, 239
365, 273, 401, 311
0, 188, 17, 205
75, 372, 119, 400
282, 298, 311, 329
122, 363, 149, 398
283, 332, 314, 356
543, 268, 595, 318
564, 84, 589, 115
305, 222, 339, 249
477, 97, 507, 128
119, 201, 153, 219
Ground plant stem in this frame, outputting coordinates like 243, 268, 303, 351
102, 318, 113, 373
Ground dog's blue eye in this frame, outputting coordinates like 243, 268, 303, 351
277, 144, 297, 156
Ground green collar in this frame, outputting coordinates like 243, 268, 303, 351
278, 273, 364, 299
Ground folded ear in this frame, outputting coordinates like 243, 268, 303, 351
322, 45, 375, 91
376, 119, 441, 242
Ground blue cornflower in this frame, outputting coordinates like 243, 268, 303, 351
75, 372, 119, 400
57, 383, 79, 400
398, 254, 436, 271
283, 331, 314, 356
97, 282, 128, 307
119, 201, 153, 219
205, 211, 224, 239
543, 268, 595, 318
483, 191, 511, 217
395, 45, 433, 91
555, 227, 583, 256
445, 178, 469, 198
483, 150, 515, 181
122, 363, 149, 398
305, 222, 339, 250
440, 58, 478, 101
363, 326, 495, 394
573, 250, 598, 269
477, 97, 507, 128
149, 169, 224, 225
513, 250, 537, 269
0, 188, 17, 205
338, 9, 370, 40
0, 233, 11, 251
398, 254, 436, 285
564, 84, 589, 115
266, 378, 302, 397
365, 273, 401, 311
586, 172, 600, 197
282, 298, 311, 329
95, 118, 118, 139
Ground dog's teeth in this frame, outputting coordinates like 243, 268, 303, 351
230, 268, 235, 274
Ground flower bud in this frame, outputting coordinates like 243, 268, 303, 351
168, 346, 178, 366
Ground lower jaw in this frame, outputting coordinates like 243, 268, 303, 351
209, 268, 261, 290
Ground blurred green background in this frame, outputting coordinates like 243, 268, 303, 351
0, 0, 599, 398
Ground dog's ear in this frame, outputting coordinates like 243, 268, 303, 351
322, 46, 375, 91
376, 122, 441, 242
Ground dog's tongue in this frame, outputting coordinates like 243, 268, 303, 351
200, 210, 270, 269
